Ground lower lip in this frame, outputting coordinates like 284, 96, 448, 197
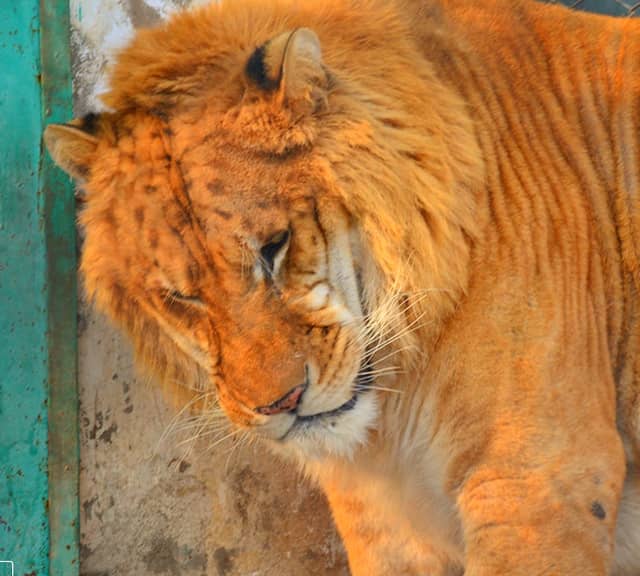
281, 356, 372, 440
279, 393, 360, 442
296, 392, 359, 424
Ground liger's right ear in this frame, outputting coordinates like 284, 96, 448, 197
44, 114, 101, 181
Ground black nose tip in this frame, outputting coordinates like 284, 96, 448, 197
255, 384, 305, 416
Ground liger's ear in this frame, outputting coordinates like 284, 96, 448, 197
245, 28, 328, 115
44, 116, 100, 181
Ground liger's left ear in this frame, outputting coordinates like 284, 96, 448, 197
245, 28, 328, 115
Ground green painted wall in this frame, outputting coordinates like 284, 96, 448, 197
0, 1, 77, 574
41, 1, 79, 573
0, 3, 50, 573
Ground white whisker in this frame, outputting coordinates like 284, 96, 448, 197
368, 345, 415, 366
224, 430, 251, 472
358, 365, 402, 377
202, 429, 246, 454
158, 390, 219, 447
361, 385, 403, 395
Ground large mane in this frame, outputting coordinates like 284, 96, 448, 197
104, 0, 484, 330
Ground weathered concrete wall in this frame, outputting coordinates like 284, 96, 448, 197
72, 2, 348, 574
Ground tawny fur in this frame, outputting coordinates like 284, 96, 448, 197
45, 0, 640, 574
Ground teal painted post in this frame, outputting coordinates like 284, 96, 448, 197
0, 0, 77, 574
41, 1, 79, 574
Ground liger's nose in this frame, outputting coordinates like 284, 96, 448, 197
255, 384, 305, 416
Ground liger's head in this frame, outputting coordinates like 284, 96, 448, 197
46, 17, 386, 459
46, 0, 479, 460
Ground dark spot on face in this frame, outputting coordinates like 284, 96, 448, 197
213, 208, 232, 220
104, 208, 117, 228
186, 262, 200, 285
591, 501, 606, 520
145, 185, 157, 194
207, 180, 224, 194
148, 229, 159, 249
150, 108, 169, 122
168, 206, 189, 229
241, 217, 255, 233
134, 206, 145, 225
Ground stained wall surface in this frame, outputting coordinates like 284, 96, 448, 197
72, 2, 348, 574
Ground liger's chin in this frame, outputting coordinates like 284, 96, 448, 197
272, 391, 379, 461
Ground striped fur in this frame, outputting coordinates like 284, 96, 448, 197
44, 0, 640, 574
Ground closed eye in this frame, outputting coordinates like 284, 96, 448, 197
260, 229, 290, 277
165, 289, 205, 308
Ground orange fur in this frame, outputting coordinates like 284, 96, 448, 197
45, 0, 640, 574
